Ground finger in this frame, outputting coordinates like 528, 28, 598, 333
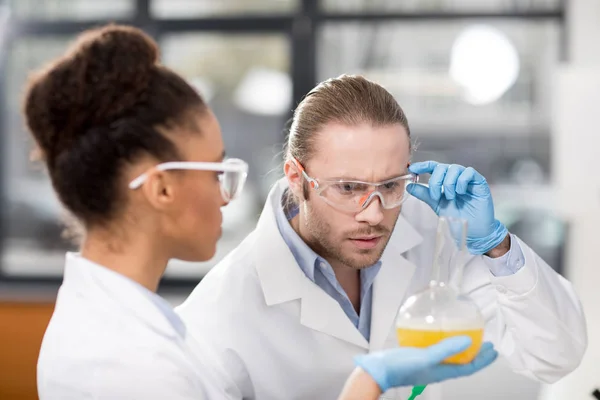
406, 183, 438, 211
456, 167, 486, 195
442, 164, 465, 200
427, 343, 498, 382
448, 343, 498, 378
478, 342, 494, 353
428, 163, 449, 202
409, 161, 439, 175
425, 336, 472, 364
463, 343, 498, 375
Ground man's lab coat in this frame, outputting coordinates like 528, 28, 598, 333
177, 179, 587, 400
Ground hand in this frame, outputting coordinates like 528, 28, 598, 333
407, 161, 508, 255
353, 337, 498, 393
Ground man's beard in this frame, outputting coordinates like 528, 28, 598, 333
302, 201, 399, 270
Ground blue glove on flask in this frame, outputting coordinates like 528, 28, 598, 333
353, 336, 498, 393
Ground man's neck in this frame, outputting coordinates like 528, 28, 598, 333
291, 214, 361, 313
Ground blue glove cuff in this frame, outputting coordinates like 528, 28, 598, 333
466, 220, 508, 255
353, 354, 392, 393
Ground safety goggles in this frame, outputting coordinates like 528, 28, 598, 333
128, 158, 248, 202
293, 159, 418, 213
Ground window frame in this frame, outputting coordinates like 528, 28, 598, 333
0, 0, 566, 291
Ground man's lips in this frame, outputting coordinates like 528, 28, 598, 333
351, 236, 381, 240
349, 236, 383, 249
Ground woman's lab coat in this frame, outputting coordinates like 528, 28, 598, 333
37, 253, 240, 400
177, 179, 587, 400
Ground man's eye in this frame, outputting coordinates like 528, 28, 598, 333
332, 183, 367, 194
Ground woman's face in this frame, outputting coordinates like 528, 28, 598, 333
160, 110, 229, 262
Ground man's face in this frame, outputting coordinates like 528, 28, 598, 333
290, 122, 411, 269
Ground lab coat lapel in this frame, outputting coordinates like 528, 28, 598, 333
253, 180, 305, 306
299, 282, 369, 349
369, 215, 423, 351
254, 180, 368, 349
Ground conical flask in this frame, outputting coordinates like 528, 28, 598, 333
395, 216, 485, 364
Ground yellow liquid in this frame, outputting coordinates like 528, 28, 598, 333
396, 327, 483, 364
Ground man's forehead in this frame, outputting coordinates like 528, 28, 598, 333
310, 155, 410, 181
315, 123, 408, 152
310, 123, 410, 179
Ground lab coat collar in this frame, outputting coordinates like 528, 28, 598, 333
254, 180, 307, 305
254, 179, 422, 350
63, 253, 181, 340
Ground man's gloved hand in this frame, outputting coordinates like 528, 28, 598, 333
407, 161, 508, 255
353, 337, 498, 393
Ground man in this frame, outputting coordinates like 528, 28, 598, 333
177, 75, 586, 400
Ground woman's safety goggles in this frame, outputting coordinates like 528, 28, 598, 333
129, 158, 248, 203
293, 159, 418, 213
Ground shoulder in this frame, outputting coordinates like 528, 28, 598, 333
90, 351, 204, 399
39, 326, 203, 399
205, 229, 259, 282
41, 285, 188, 370
198, 229, 261, 294
177, 230, 264, 319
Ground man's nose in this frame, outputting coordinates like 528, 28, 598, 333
355, 192, 385, 226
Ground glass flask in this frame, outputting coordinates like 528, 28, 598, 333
395, 217, 485, 364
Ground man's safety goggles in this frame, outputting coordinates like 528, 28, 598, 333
293, 159, 418, 213
129, 158, 248, 203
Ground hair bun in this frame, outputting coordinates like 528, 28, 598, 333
70, 24, 159, 122
24, 24, 160, 161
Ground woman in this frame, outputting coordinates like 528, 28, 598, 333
26, 24, 497, 399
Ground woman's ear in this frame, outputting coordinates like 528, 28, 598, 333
141, 169, 177, 211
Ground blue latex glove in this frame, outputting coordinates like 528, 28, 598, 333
407, 161, 508, 255
354, 337, 498, 393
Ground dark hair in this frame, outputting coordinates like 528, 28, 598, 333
23, 24, 206, 227
285, 74, 410, 166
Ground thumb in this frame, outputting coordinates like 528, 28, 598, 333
407, 183, 438, 211
426, 336, 472, 364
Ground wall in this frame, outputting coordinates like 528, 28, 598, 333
540, 0, 600, 398
0, 302, 54, 400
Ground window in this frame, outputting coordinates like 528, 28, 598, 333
2, 36, 78, 278
0, 0, 566, 284
160, 33, 290, 278
151, 0, 298, 18
9, 0, 135, 20
318, 20, 560, 137
321, 0, 560, 13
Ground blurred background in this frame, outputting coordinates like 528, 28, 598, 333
0, 0, 597, 399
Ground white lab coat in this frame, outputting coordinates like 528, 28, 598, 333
37, 253, 240, 400
177, 179, 587, 400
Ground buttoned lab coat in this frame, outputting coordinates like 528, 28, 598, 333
37, 253, 241, 400
177, 179, 587, 400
